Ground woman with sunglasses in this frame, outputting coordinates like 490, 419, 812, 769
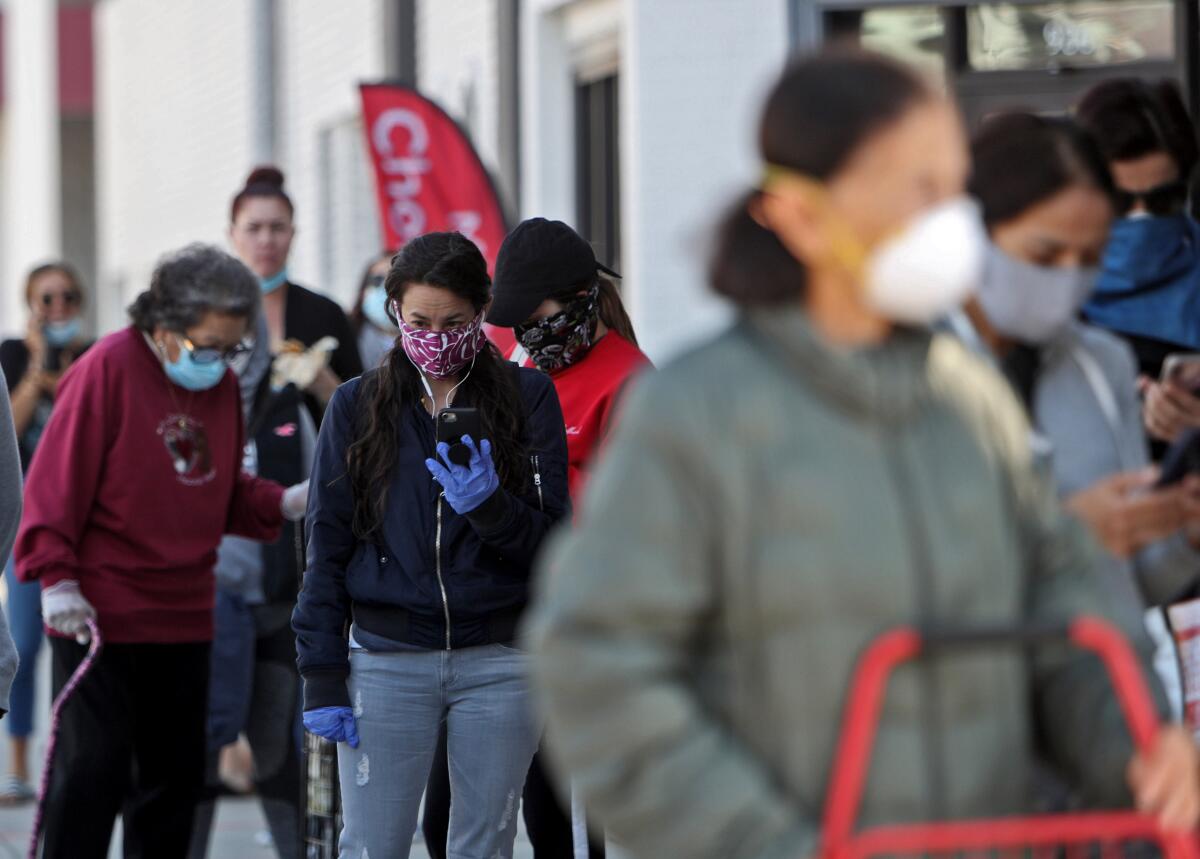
1076, 79, 1200, 446
229, 167, 362, 425
348, 251, 399, 369
0, 262, 90, 805
955, 111, 1200, 717
14, 244, 310, 859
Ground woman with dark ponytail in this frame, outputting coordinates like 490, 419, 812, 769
292, 231, 569, 858
523, 48, 1200, 859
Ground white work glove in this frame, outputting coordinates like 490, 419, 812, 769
271, 337, 338, 392
41, 580, 97, 644
282, 479, 310, 522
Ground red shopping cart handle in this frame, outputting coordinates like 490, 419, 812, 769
818, 616, 1192, 859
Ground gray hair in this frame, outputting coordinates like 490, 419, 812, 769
128, 243, 260, 333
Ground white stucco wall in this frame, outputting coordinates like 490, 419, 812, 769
94, 0, 258, 334
94, 0, 388, 334
621, 0, 790, 362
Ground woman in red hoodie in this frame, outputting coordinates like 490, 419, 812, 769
14, 244, 309, 859
423, 218, 650, 859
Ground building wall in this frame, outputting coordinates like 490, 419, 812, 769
91, 0, 792, 355
415, 0, 507, 210
94, 0, 258, 334
94, 0, 389, 335
621, 0, 790, 361
276, 0, 388, 306
520, 0, 790, 363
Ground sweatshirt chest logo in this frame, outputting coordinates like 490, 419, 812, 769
157, 413, 216, 487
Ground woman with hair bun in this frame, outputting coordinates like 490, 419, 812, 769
229, 166, 363, 423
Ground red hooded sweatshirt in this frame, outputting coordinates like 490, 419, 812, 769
15, 327, 284, 644
517, 332, 651, 500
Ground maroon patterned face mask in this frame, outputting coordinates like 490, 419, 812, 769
396, 309, 489, 380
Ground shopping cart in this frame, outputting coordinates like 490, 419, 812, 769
819, 616, 1200, 859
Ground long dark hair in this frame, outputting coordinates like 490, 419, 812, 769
709, 47, 931, 305
552, 275, 639, 346
970, 112, 1116, 228
1076, 78, 1198, 178
346, 232, 529, 539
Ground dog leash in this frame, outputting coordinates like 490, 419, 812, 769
28, 618, 103, 859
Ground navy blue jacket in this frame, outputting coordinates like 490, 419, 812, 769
293, 365, 569, 710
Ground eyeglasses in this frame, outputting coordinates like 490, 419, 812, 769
177, 335, 254, 365
40, 292, 81, 308
1114, 180, 1189, 217
365, 274, 386, 290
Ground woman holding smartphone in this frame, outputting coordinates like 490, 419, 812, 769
423, 218, 650, 859
0, 262, 90, 805
292, 231, 569, 859
954, 111, 1200, 709
525, 49, 1200, 859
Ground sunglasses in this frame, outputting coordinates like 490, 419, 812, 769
1114, 180, 1189, 217
40, 292, 81, 308
364, 274, 386, 290
177, 334, 254, 366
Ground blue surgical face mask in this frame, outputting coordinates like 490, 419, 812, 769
43, 317, 82, 348
361, 284, 397, 331
259, 268, 289, 295
161, 335, 229, 391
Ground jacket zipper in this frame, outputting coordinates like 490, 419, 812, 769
532, 455, 543, 511
882, 440, 948, 820
435, 493, 452, 650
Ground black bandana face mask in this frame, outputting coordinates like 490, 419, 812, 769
515, 285, 600, 374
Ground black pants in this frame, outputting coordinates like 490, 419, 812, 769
422, 730, 605, 859
189, 607, 303, 859
41, 637, 210, 859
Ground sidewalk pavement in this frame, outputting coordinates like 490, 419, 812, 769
0, 641, 534, 858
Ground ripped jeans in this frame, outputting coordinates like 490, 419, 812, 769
338, 644, 540, 859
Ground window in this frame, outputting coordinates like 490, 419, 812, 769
967, 1, 1175, 71
810, 1, 1188, 125
830, 6, 947, 87
575, 74, 621, 271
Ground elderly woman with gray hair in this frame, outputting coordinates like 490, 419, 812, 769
13, 243, 309, 859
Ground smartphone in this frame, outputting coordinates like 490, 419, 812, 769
43, 345, 63, 373
436, 408, 481, 467
1156, 427, 1200, 488
1162, 353, 1200, 393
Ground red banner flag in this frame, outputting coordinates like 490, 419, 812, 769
359, 83, 514, 352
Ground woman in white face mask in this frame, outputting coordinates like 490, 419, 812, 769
960, 111, 1200, 715
523, 50, 1200, 859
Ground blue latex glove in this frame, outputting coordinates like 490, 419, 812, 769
426, 435, 500, 514
303, 706, 360, 748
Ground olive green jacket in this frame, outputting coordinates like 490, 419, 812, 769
525, 307, 1159, 859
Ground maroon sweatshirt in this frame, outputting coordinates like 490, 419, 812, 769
15, 326, 285, 644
